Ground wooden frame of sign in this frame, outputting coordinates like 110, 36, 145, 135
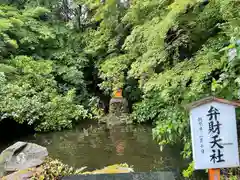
187, 96, 240, 180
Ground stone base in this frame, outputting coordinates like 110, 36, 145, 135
61, 172, 176, 180
109, 97, 128, 116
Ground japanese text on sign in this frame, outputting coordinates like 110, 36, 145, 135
189, 101, 240, 169
207, 106, 225, 164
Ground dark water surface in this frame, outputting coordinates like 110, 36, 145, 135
0, 122, 187, 173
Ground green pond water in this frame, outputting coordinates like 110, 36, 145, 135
0, 121, 193, 177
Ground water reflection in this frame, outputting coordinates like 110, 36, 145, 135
1, 123, 187, 173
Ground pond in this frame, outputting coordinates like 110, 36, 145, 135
0, 121, 187, 174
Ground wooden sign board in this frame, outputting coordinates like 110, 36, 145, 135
188, 97, 240, 170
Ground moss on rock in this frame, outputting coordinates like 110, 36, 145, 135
3, 157, 134, 179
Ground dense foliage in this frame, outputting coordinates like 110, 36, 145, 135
80, 0, 240, 176
1, 0, 240, 177
0, 1, 95, 131
79, 0, 240, 157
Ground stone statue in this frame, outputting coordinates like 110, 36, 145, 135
109, 88, 129, 116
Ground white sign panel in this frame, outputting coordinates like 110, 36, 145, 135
190, 101, 240, 169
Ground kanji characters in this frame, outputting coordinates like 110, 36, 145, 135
207, 106, 225, 164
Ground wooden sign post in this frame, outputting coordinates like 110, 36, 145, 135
187, 97, 240, 179
209, 169, 220, 180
